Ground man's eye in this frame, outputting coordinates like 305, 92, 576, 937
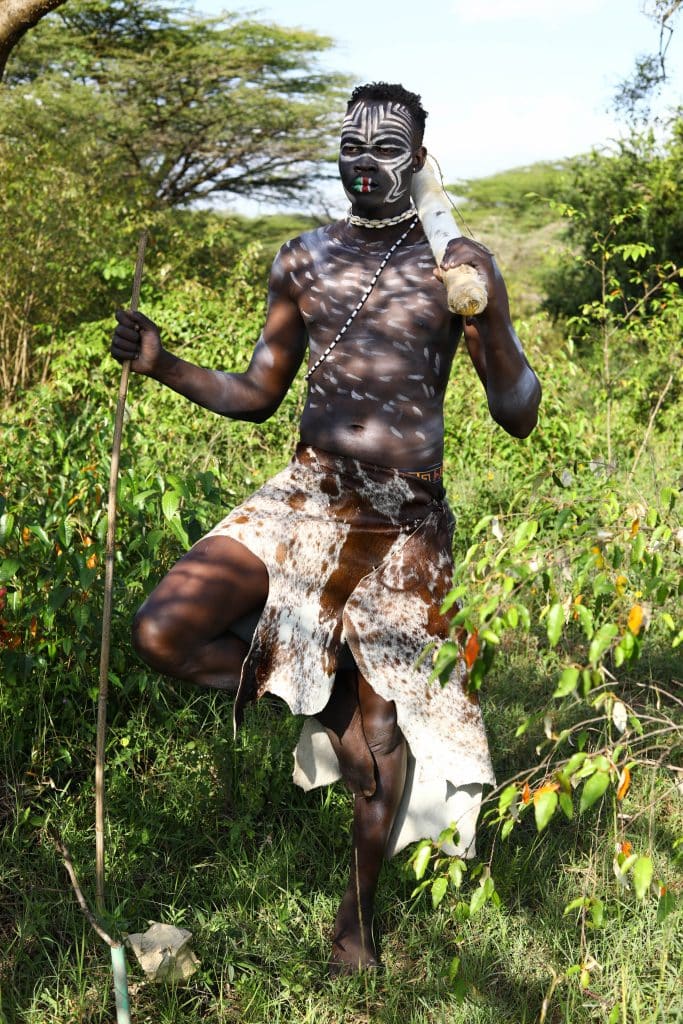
374, 146, 403, 156
341, 144, 362, 155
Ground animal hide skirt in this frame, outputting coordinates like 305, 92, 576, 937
204, 444, 495, 857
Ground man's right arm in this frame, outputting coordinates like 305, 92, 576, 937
110, 250, 308, 423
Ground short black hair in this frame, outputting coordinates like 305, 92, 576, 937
346, 82, 428, 143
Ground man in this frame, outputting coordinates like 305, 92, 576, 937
111, 82, 541, 974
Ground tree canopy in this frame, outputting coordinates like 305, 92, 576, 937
613, 0, 682, 122
3, 0, 349, 207
0, 0, 349, 398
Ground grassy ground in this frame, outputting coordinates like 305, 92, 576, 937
2, 658, 680, 1023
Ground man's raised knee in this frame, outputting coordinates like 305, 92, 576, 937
132, 606, 181, 674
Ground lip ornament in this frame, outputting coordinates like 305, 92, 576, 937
352, 176, 375, 193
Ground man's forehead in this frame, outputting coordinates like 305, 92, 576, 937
342, 100, 415, 140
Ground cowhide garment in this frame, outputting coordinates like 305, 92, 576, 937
204, 444, 495, 856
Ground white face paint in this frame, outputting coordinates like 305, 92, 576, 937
339, 101, 416, 205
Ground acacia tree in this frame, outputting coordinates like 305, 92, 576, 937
0, 0, 348, 398
4, 0, 348, 206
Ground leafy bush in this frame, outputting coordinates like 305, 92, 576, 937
407, 233, 683, 1005
0, 245, 303, 766
542, 117, 683, 321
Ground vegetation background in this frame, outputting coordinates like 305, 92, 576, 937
0, 2, 681, 1022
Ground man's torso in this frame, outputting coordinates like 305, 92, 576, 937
277, 222, 463, 470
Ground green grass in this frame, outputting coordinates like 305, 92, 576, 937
1, 654, 680, 1023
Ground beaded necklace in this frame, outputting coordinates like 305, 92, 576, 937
346, 205, 417, 229
305, 216, 418, 382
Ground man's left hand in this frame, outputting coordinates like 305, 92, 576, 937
434, 238, 509, 320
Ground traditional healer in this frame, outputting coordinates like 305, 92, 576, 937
111, 82, 541, 974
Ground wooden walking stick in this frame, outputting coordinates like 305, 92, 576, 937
95, 230, 148, 914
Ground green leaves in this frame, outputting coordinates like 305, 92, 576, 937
546, 602, 564, 647
534, 788, 558, 832
161, 489, 190, 549
469, 876, 496, 917
408, 836, 498, 919
431, 876, 448, 909
448, 859, 466, 890
579, 770, 610, 813
563, 895, 603, 929
412, 842, 431, 882
588, 623, 619, 666
553, 667, 579, 698
512, 519, 538, 552
161, 490, 180, 521
0, 558, 20, 582
632, 856, 653, 900
0, 512, 15, 544
614, 242, 655, 263
612, 849, 659, 903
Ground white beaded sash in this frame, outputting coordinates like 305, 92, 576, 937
305, 217, 418, 382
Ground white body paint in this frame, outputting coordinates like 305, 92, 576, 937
340, 101, 415, 205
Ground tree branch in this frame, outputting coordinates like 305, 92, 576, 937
0, 0, 68, 80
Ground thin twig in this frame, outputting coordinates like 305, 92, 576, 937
53, 838, 119, 949
628, 372, 674, 481
479, 711, 681, 813
538, 968, 560, 1024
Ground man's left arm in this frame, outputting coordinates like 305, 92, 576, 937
439, 239, 541, 438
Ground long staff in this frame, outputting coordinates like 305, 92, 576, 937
95, 230, 147, 912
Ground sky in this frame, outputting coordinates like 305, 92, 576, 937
193, 0, 683, 215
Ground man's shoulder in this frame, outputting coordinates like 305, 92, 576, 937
271, 222, 344, 282
280, 221, 340, 254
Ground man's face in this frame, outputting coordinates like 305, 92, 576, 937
339, 100, 419, 209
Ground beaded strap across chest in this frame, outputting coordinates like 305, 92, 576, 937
304, 216, 419, 381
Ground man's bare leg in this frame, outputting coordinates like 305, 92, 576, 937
326, 672, 407, 974
132, 535, 269, 691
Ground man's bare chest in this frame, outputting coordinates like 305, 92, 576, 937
292, 238, 451, 341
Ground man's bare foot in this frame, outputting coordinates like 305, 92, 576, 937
329, 889, 379, 976
329, 937, 379, 976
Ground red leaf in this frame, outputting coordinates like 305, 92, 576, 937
464, 631, 480, 669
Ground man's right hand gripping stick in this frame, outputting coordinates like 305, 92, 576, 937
411, 163, 487, 317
